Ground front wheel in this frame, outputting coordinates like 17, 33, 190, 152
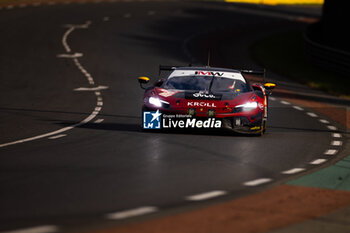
261, 119, 267, 136
256, 119, 266, 136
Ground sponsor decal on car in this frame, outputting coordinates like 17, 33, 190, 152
185, 92, 221, 100
193, 93, 216, 98
187, 102, 217, 108
195, 71, 224, 76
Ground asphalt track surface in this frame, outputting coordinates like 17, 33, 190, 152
0, 1, 343, 232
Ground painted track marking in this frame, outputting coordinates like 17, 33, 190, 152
0, 103, 101, 148
48, 134, 67, 140
281, 168, 305, 174
292, 106, 304, 111
310, 159, 327, 165
280, 100, 291, 105
57, 52, 83, 58
243, 178, 272, 186
74, 85, 109, 91
73, 58, 95, 85
94, 118, 104, 123
106, 207, 158, 220
62, 21, 91, 52
62, 26, 75, 52
307, 112, 318, 117
327, 125, 337, 131
0, 20, 106, 148
1, 225, 58, 233
324, 149, 338, 155
332, 133, 342, 138
331, 141, 342, 146
319, 119, 329, 124
185, 190, 227, 201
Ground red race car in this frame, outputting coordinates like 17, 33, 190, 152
138, 66, 275, 135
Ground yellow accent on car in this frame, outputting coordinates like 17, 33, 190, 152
138, 76, 150, 81
264, 83, 276, 88
250, 126, 261, 130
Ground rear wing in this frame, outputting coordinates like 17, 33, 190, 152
240, 69, 266, 82
159, 64, 194, 75
240, 69, 265, 76
159, 65, 179, 74
159, 65, 266, 78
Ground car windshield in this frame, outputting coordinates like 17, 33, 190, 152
162, 75, 249, 93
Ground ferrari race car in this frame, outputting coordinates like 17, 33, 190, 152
138, 66, 275, 135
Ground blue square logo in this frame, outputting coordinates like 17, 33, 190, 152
143, 110, 162, 129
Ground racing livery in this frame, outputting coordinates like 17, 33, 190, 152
138, 66, 275, 135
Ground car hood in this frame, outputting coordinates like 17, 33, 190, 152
155, 88, 248, 100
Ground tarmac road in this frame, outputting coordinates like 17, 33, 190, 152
0, 1, 343, 232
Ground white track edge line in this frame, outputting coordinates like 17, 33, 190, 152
106, 206, 158, 220
185, 190, 227, 201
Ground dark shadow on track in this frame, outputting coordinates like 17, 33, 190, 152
0, 107, 140, 119
53, 121, 349, 136
55, 121, 259, 137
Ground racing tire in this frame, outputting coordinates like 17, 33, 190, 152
257, 119, 266, 136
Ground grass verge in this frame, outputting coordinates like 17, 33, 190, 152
251, 30, 350, 98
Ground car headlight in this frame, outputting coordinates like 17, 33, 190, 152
235, 102, 258, 112
149, 97, 169, 108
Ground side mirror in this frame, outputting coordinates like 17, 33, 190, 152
138, 76, 150, 89
154, 78, 165, 87
264, 83, 276, 91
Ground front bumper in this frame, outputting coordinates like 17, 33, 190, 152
221, 113, 263, 134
